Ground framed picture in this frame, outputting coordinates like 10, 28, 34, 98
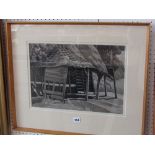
5, 21, 150, 134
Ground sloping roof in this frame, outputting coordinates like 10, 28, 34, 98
77, 45, 107, 73
48, 44, 108, 74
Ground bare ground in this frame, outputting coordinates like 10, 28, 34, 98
32, 93, 123, 114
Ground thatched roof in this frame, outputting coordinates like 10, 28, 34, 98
48, 45, 108, 74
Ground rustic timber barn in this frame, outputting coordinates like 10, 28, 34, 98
41, 44, 117, 102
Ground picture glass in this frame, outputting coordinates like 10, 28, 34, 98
10, 24, 148, 134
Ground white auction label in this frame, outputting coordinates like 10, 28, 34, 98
73, 116, 81, 124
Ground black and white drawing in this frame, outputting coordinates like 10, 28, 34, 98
29, 43, 125, 114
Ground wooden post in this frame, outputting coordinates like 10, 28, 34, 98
43, 80, 47, 103
104, 76, 107, 96
62, 67, 69, 103
85, 68, 89, 101
68, 68, 71, 93
96, 74, 102, 100
63, 82, 66, 103
113, 77, 117, 98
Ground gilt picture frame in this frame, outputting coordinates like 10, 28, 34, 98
5, 21, 150, 135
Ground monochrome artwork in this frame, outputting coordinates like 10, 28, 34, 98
29, 43, 125, 114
